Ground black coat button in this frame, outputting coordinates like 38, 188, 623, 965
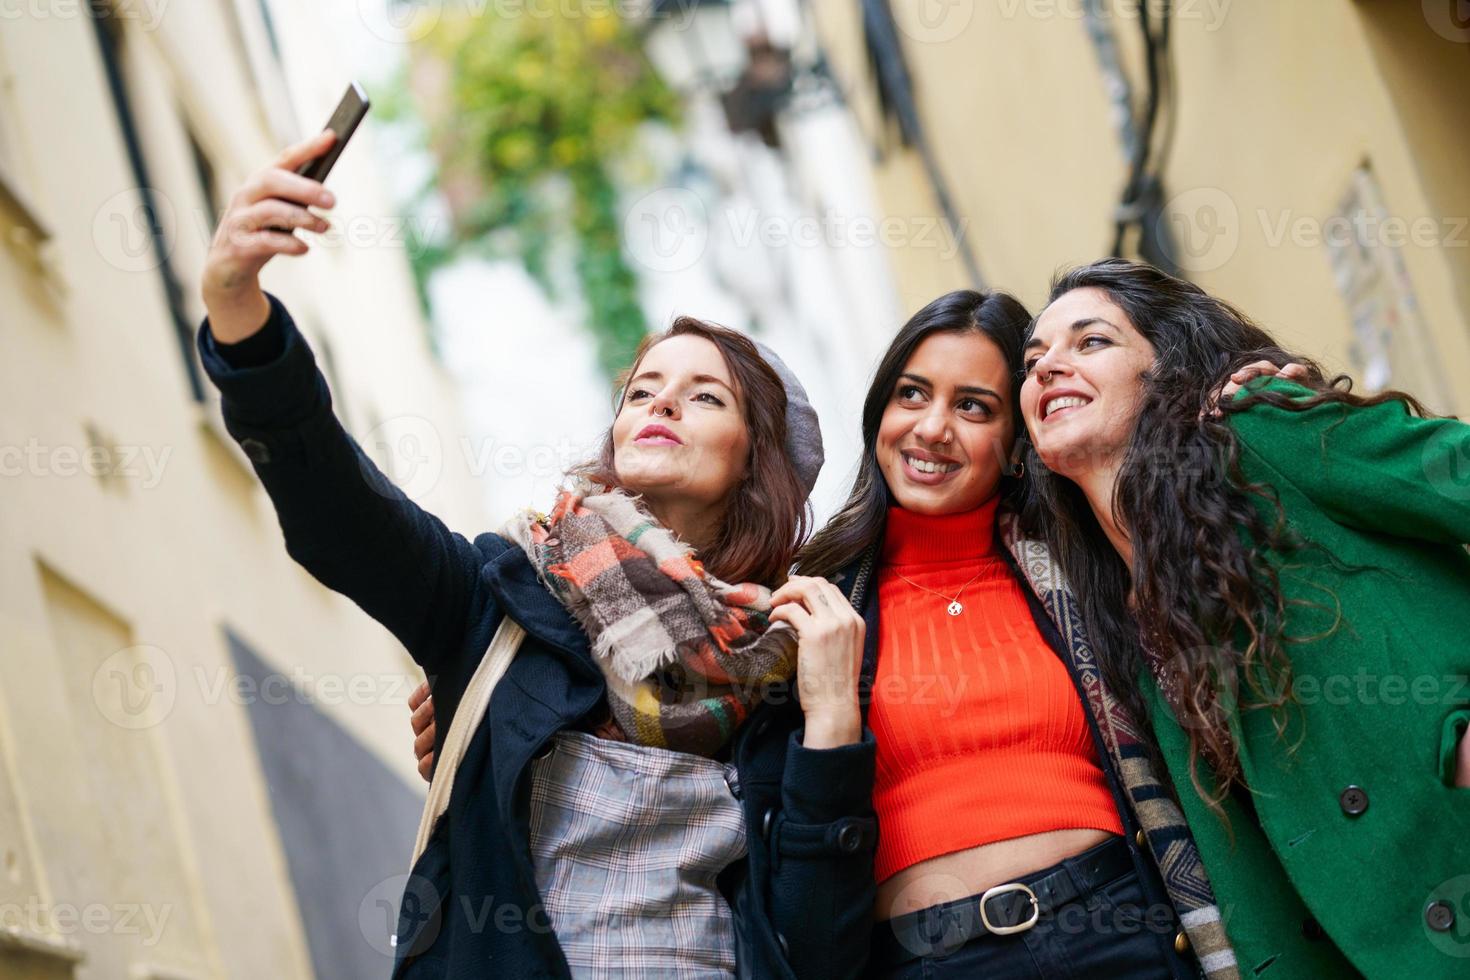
761, 808, 776, 841
1338, 785, 1368, 816
836, 822, 864, 853
240, 437, 271, 464
1301, 917, 1325, 941
1426, 901, 1456, 933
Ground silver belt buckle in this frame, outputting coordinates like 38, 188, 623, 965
979, 882, 1040, 936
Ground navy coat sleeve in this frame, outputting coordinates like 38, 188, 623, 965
768, 728, 878, 980
197, 291, 487, 676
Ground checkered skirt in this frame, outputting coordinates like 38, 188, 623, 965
527, 729, 749, 977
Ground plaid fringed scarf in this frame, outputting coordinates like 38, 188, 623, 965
999, 510, 1243, 980
503, 483, 798, 757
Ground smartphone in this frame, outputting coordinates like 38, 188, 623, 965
298, 81, 370, 183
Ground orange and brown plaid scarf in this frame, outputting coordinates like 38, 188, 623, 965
503, 484, 798, 757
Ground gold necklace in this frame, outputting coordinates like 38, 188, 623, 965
890, 568, 985, 616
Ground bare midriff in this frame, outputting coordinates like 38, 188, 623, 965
875, 827, 1118, 921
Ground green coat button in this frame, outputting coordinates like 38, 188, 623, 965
1338, 785, 1368, 816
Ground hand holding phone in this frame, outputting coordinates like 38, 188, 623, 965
202, 83, 371, 341
264, 82, 370, 231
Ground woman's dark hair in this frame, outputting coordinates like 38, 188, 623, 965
576, 316, 810, 586
796, 290, 1032, 580
1022, 257, 1427, 812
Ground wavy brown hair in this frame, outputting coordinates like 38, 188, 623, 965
575, 316, 810, 586
1021, 258, 1429, 813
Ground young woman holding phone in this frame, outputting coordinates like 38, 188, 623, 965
199, 129, 877, 979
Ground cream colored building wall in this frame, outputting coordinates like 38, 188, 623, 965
1, 3, 487, 977
813, 0, 1470, 412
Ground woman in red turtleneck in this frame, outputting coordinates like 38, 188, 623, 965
792, 290, 1204, 979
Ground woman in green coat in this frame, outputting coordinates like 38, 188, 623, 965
1015, 257, 1470, 978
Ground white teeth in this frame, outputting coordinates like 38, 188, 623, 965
1045, 395, 1091, 418
904, 454, 959, 474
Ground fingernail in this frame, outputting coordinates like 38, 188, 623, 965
321, 191, 336, 207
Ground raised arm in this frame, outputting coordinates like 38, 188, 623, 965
1231, 377, 1470, 545
199, 131, 487, 674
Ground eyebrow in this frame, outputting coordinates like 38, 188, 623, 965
898, 372, 1001, 402
1022, 316, 1120, 351
627, 370, 736, 396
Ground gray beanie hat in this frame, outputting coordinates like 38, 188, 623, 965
751, 339, 824, 499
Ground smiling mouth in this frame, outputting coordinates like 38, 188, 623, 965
901, 452, 960, 476
1043, 395, 1092, 420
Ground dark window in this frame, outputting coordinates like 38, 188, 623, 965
89, 0, 205, 400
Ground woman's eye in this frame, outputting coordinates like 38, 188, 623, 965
694, 392, 724, 406
897, 384, 924, 402
1081, 335, 1111, 351
958, 398, 992, 416
626, 388, 651, 402
1022, 358, 1040, 375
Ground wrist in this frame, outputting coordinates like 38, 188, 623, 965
801, 706, 861, 749
204, 286, 271, 344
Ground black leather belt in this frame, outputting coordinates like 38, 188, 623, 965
871, 835, 1134, 967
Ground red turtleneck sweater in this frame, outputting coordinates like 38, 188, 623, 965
870, 497, 1123, 882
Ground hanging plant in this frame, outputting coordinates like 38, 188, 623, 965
387, 3, 680, 376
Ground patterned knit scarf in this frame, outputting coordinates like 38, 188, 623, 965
503, 483, 798, 757
999, 510, 1243, 980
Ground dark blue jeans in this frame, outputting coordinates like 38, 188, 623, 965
869, 864, 1177, 979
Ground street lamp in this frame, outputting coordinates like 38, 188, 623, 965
643, 0, 749, 94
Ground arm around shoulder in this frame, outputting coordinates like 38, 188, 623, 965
1229, 377, 1470, 544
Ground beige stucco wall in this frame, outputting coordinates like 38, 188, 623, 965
813, 0, 1470, 412
0, 3, 487, 977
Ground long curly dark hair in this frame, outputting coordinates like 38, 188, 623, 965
1020, 258, 1428, 812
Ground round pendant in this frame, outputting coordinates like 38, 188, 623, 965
947, 601, 963, 616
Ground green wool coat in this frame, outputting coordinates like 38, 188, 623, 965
1143, 377, 1470, 978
